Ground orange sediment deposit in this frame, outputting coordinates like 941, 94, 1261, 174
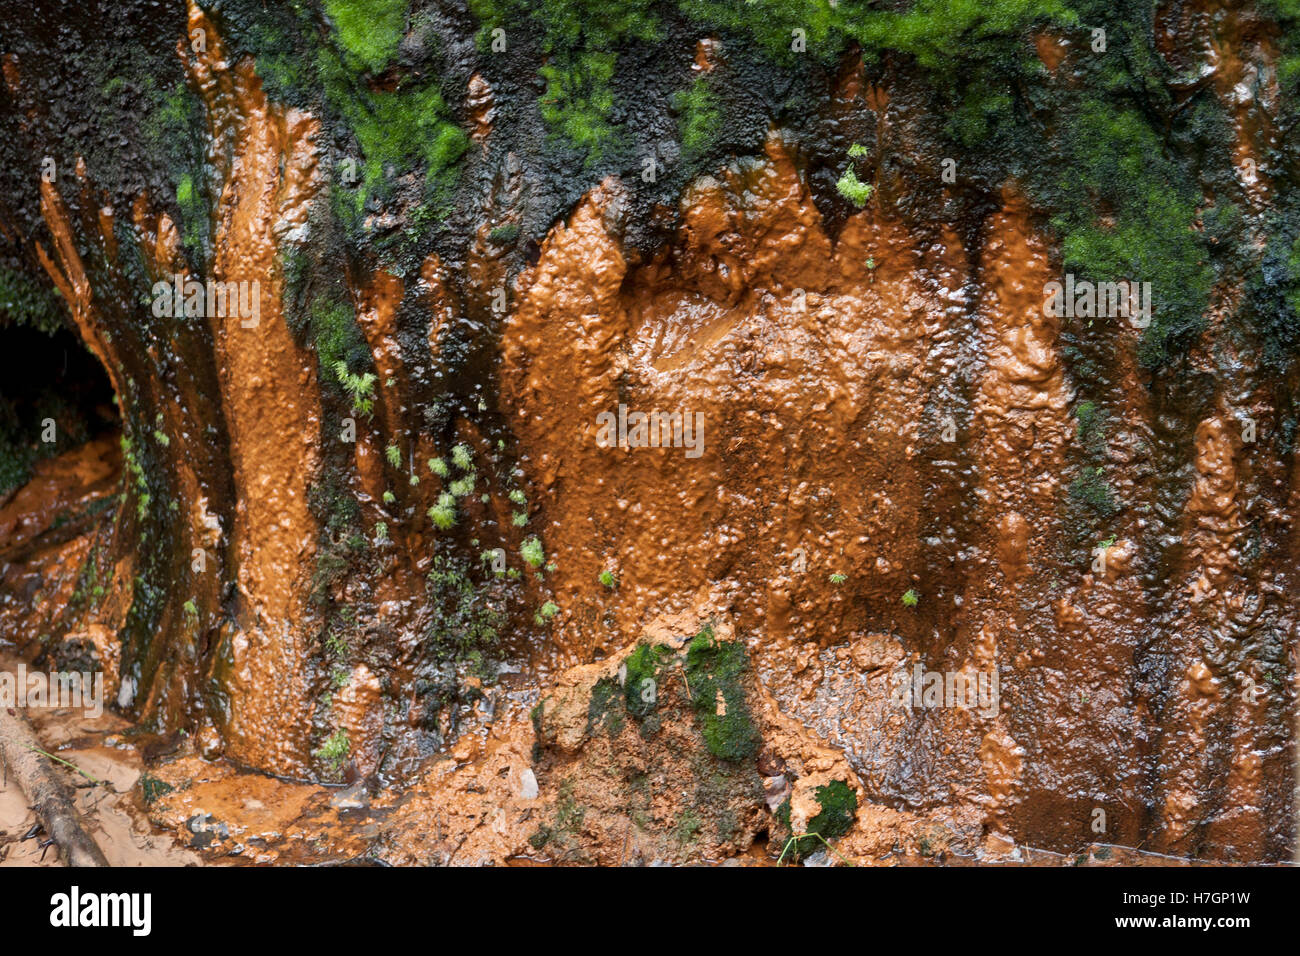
180, 0, 325, 774
501, 133, 963, 666
1034, 31, 1070, 72
354, 268, 407, 439
467, 72, 496, 148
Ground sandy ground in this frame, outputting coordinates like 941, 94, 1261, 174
0, 654, 198, 867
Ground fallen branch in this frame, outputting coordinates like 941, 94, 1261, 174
0, 706, 109, 867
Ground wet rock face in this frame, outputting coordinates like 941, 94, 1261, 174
1, 1, 1298, 864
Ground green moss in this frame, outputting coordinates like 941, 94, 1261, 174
424, 553, 504, 669
901, 588, 919, 608
585, 677, 625, 736
0, 266, 65, 335
847, 0, 1074, 74
534, 600, 560, 625
836, 167, 872, 207
599, 569, 616, 588
677, 0, 840, 62
521, 536, 545, 568
138, 773, 175, 805
527, 779, 585, 855
310, 295, 366, 370
948, 87, 1014, 147
488, 223, 520, 245
334, 362, 377, 418
674, 808, 703, 844
782, 779, 858, 860
323, 0, 409, 74
1248, 226, 1300, 367
311, 19, 468, 242
809, 781, 857, 839
471, 0, 660, 161
539, 52, 618, 162
623, 641, 673, 719
1073, 400, 1100, 441
673, 75, 721, 161
385, 444, 401, 468
1069, 465, 1118, 518
683, 625, 758, 762
174, 173, 206, 261
1050, 102, 1211, 367
451, 444, 474, 470
428, 492, 457, 530
315, 728, 350, 771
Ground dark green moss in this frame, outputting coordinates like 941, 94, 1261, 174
1050, 103, 1211, 367
683, 625, 758, 762
1068, 465, 1118, 519
781, 779, 858, 860
586, 676, 626, 736
424, 553, 505, 674
0, 266, 64, 335
1073, 400, 1099, 440
623, 640, 672, 719
527, 778, 586, 857
139, 773, 175, 805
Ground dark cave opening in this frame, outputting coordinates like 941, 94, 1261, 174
0, 323, 119, 499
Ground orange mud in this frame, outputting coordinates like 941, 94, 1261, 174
495, 129, 1285, 859
2, 4, 1292, 863
111, 612, 1212, 867
180, 1, 325, 774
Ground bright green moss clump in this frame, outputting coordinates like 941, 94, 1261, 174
683, 625, 758, 762
836, 167, 872, 207
315, 728, 350, 772
539, 52, 618, 163
323, 0, 409, 74
674, 75, 721, 161
520, 536, 545, 568
847, 0, 1075, 74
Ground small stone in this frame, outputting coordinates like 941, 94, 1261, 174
519, 767, 539, 800
763, 774, 791, 811
757, 748, 786, 776
330, 784, 367, 811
